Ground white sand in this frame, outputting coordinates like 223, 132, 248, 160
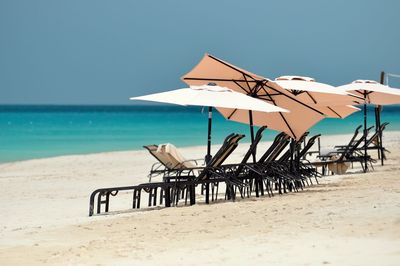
0, 132, 399, 265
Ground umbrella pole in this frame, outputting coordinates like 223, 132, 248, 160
204, 106, 213, 205
205, 106, 213, 165
378, 71, 385, 165
290, 138, 295, 173
363, 93, 368, 173
248, 110, 256, 163
249, 110, 262, 197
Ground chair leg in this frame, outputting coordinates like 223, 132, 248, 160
205, 183, 210, 204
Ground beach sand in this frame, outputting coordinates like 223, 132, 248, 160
0, 132, 399, 265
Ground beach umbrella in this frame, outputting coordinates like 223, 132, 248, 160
275, 76, 362, 106
274, 76, 362, 118
130, 84, 287, 163
181, 54, 326, 141
338, 80, 400, 171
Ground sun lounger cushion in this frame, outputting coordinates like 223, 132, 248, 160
157, 143, 196, 169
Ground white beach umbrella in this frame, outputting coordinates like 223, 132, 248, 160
338, 80, 400, 105
274, 76, 362, 118
338, 80, 400, 171
130, 84, 288, 163
131, 85, 287, 113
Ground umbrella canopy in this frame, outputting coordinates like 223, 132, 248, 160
217, 104, 359, 132
275, 76, 362, 105
182, 54, 326, 140
274, 76, 361, 118
338, 80, 400, 105
130, 85, 287, 113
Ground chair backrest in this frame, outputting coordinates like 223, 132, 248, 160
197, 133, 245, 180
365, 122, 389, 147
381, 122, 389, 130
205, 133, 235, 167
143, 144, 174, 169
144, 144, 195, 170
338, 125, 370, 161
355, 125, 374, 148
297, 134, 321, 159
278, 132, 309, 163
234, 126, 267, 176
344, 124, 362, 146
270, 136, 291, 162
257, 132, 287, 163
209, 134, 245, 168
351, 125, 373, 146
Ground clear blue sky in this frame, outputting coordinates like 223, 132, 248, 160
1, 0, 399, 104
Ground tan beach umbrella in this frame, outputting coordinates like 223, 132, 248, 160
130, 84, 287, 163
181, 54, 326, 141
274, 76, 362, 118
338, 80, 400, 171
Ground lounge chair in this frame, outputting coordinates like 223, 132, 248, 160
221, 131, 292, 197
292, 134, 322, 185
216, 126, 269, 199
264, 132, 319, 193
159, 133, 246, 205
354, 122, 390, 159
143, 144, 201, 181
311, 126, 375, 174
239, 132, 322, 195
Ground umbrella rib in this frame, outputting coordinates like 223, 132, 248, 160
305, 91, 317, 104
242, 73, 252, 92
258, 88, 276, 102
279, 112, 296, 139
355, 89, 373, 96
262, 81, 324, 115
227, 108, 238, 119
207, 54, 260, 82
258, 93, 281, 97
257, 97, 274, 103
183, 77, 257, 83
327, 106, 342, 118
349, 94, 364, 102
233, 80, 251, 94
259, 86, 297, 138
254, 82, 265, 95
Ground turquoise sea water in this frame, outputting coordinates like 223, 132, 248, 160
1, 105, 400, 163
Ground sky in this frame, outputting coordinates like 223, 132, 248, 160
1, 0, 399, 104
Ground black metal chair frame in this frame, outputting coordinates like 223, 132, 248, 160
312, 125, 376, 174
143, 144, 203, 181
89, 133, 245, 216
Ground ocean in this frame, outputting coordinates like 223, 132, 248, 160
1, 104, 399, 163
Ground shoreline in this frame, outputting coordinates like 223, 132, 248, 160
2, 130, 400, 165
